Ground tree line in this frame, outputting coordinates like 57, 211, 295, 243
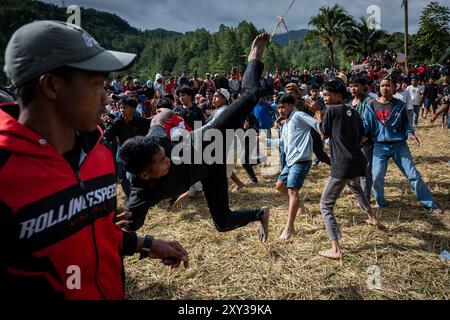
1, 0, 449, 84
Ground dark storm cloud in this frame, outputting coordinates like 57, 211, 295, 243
42, 0, 431, 33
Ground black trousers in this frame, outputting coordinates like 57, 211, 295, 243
129, 60, 265, 231
186, 60, 266, 231
360, 143, 374, 202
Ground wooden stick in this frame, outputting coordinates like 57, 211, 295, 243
271, 0, 296, 39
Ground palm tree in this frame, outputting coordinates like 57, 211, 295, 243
342, 16, 386, 58
307, 4, 355, 69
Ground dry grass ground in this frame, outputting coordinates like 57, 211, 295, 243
120, 124, 449, 300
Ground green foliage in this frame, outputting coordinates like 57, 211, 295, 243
414, 1, 450, 63
307, 4, 355, 68
341, 17, 386, 58
1, 0, 449, 85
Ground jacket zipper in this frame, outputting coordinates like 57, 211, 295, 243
70, 134, 105, 298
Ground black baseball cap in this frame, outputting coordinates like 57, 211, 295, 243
4, 20, 137, 87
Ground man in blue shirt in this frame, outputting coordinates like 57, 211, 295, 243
275, 94, 321, 241
364, 76, 441, 214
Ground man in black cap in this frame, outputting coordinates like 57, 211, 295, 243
0, 20, 188, 300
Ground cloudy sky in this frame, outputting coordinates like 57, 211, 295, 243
41, 0, 432, 34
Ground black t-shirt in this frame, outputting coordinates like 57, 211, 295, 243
173, 104, 204, 129
103, 116, 150, 146
63, 136, 82, 172
424, 83, 438, 100
321, 105, 366, 179
126, 125, 207, 230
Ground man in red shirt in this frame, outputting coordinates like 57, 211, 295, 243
165, 76, 176, 95
0, 20, 188, 300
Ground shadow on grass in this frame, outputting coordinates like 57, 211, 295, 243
414, 155, 450, 164
126, 278, 178, 300
320, 285, 365, 300
349, 222, 450, 255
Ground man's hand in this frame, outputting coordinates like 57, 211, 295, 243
306, 99, 323, 123
115, 208, 133, 230
408, 133, 421, 147
149, 238, 189, 269
305, 98, 321, 113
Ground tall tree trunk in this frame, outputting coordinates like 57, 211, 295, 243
328, 44, 335, 69
404, 0, 409, 71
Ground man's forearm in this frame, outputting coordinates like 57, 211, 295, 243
151, 111, 172, 127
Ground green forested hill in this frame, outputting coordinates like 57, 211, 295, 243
1, 0, 442, 84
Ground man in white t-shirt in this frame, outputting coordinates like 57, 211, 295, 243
405, 77, 422, 126
393, 82, 410, 107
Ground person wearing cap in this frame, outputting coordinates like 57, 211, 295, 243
306, 80, 378, 259
285, 82, 331, 166
121, 33, 272, 241
209, 87, 246, 190
363, 75, 442, 215
0, 20, 189, 300
203, 87, 243, 190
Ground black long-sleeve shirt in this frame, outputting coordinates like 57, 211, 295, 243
103, 116, 150, 146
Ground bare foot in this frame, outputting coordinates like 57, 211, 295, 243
279, 225, 294, 241
366, 209, 378, 225
231, 183, 245, 192
258, 207, 270, 242
248, 33, 270, 62
319, 248, 341, 259
247, 180, 258, 187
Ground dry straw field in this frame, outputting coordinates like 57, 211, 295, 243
121, 124, 449, 300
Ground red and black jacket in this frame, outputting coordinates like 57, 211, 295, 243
0, 103, 137, 300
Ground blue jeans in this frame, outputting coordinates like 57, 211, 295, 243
408, 105, 420, 126
278, 160, 312, 190
372, 142, 437, 210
